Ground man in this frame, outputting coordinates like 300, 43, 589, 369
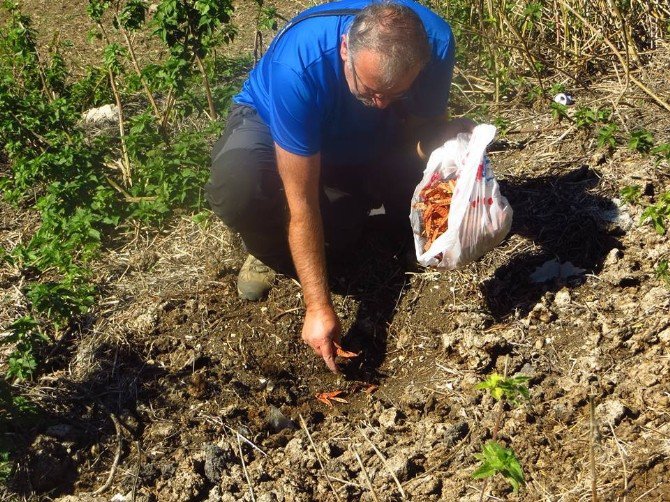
207, 0, 467, 373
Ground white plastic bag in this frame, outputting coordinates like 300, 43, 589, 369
410, 124, 513, 269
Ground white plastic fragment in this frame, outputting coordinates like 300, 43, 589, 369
530, 259, 585, 283
553, 92, 575, 105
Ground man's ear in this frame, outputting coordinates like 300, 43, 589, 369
340, 34, 349, 62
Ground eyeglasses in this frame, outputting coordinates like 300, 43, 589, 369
349, 56, 410, 104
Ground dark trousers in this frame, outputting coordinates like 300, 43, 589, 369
205, 105, 423, 276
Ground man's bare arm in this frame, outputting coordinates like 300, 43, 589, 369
275, 144, 340, 373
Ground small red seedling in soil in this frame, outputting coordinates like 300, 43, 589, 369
333, 342, 360, 359
363, 384, 378, 394
315, 390, 349, 407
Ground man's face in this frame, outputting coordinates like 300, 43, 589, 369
340, 36, 420, 109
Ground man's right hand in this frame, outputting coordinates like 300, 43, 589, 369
302, 305, 341, 373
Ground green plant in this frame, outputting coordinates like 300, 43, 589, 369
0, 451, 10, 483
476, 373, 530, 405
640, 192, 670, 235
628, 129, 654, 153
472, 373, 530, 494
493, 116, 511, 136
597, 123, 619, 149
3, 317, 49, 380
574, 106, 611, 129
473, 440, 525, 492
651, 143, 670, 163
620, 184, 642, 205
656, 260, 670, 286
153, 0, 236, 120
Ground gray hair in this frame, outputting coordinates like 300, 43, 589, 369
347, 1, 430, 89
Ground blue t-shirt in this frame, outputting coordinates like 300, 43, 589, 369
234, 0, 455, 167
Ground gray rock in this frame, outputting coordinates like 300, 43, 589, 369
444, 421, 469, 447
266, 406, 298, 432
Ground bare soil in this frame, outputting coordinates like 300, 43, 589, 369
2, 2, 670, 501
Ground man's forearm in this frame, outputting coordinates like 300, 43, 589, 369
274, 145, 332, 311
287, 204, 331, 311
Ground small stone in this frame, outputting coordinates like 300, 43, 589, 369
554, 289, 571, 307
378, 407, 401, 428
534, 338, 545, 350
659, 327, 670, 345
266, 406, 297, 432
596, 399, 627, 426
604, 248, 622, 266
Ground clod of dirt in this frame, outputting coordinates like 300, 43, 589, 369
156, 457, 205, 501
15, 436, 76, 494
378, 407, 403, 428
405, 474, 443, 497
203, 443, 234, 483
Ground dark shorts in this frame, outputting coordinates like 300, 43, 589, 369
205, 105, 422, 276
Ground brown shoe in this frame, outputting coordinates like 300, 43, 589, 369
237, 255, 276, 301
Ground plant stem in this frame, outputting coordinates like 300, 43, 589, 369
118, 20, 161, 121
108, 68, 132, 187
195, 53, 217, 120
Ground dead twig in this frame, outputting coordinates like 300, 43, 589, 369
359, 427, 407, 500
237, 433, 256, 502
608, 422, 628, 499
131, 439, 142, 502
299, 414, 342, 502
222, 424, 267, 457
589, 396, 599, 502
93, 413, 123, 495
352, 446, 380, 502
271, 307, 302, 322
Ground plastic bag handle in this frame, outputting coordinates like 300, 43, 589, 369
445, 124, 496, 233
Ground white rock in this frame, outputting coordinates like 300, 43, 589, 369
604, 248, 622, 266
378, 407, 401, 428
82, 104, 119, 124
596, 399, 626, 426
659, 327, 670, 345
554, 289, 572, 307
